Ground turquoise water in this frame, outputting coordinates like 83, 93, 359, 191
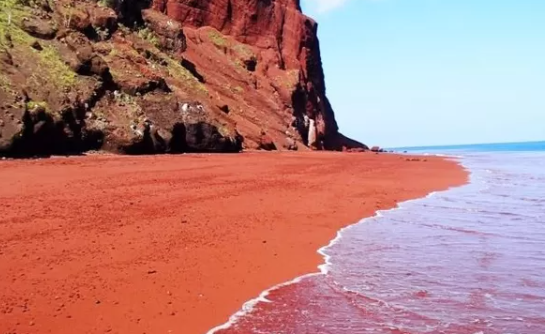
393, 140, 545, 153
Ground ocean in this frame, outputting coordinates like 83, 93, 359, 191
209, 141, 545, 334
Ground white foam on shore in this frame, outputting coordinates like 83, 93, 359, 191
205, 271, 322, 334
206, 159, 468, 334
205, 201, 434, 334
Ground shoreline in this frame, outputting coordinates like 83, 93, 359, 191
0, 152, 467, 334
207, 174, 468, 333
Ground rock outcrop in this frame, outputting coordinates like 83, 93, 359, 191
0, 0, 365, 158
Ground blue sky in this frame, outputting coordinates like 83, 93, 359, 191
301, 0, 545, 147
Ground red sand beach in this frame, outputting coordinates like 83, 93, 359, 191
0, 152, 467, 334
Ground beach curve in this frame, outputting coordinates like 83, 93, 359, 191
0, 152, 467, 334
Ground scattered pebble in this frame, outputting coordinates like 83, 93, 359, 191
30, 40, 42, 51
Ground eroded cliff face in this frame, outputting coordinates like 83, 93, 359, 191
153, 0, 363, 150
0, 0, 364, 157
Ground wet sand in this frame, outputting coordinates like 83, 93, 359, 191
0, 152, 467, 334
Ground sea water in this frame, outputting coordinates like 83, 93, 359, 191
209, 141, 545, 334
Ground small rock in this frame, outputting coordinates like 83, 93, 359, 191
285, 137, 298, 151
20, 18, 57, 39
259, 133, 277, 151
31, 40, 43, 50
147, 270, 157, 274
218, 104, 229, 114
95, 300, 101, 305
4, 33, 13, 48
61, 6, 91, 32
90, 6, 118, 32
142, 9, 187, 53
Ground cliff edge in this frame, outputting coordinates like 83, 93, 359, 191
0, 0, 366, 157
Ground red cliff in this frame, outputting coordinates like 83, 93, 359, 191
152, 0, 363, 150
0, 0, 365, 157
